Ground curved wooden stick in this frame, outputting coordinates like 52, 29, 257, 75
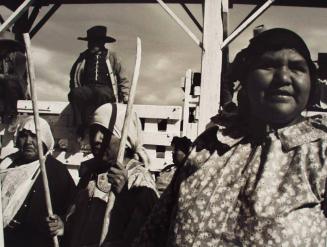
23, 33, 59, 247
99, 37, 142, 246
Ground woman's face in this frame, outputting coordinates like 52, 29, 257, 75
246, 48, 311, 125
17, 129, 38, 162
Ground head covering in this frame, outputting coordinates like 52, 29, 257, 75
78, 25, 116, 43
0, 30, 25, 52
238, 28, 316, 82
91, 103, 150, 167
236, 28, 317, 108
16, 116, 54, 152
171, 136, 192, 154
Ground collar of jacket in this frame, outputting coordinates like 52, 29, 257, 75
216, 115, 327, 151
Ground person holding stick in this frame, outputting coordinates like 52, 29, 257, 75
134, 28, 327, 246
0, 116, 76, 247
68, 26, 130, 139
49, 103, 158, 247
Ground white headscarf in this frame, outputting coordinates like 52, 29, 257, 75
16, 116, 54, 152
91, 103, 150, 167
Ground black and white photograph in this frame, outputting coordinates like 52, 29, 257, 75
1, 0, 327, 246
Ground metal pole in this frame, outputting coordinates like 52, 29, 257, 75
23, 33, 59, 247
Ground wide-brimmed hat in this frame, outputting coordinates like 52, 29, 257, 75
78, 25, 116, 43
0, 30, 24, 51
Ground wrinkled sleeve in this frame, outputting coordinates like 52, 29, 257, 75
110, 52, 130, 103
69, 54, 84, 90
123, 185, 158, 246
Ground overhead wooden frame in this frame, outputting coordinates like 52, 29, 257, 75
3, 0, 327, 8
1, 0, 326, 135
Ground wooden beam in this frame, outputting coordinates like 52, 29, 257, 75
2, 0, 327, 7
0, 0, 35, 34
180, 3, 203, 32
26, 6, 41, 32
182, 69, 192, 137
156, 0, 202, 48
198, 0, 223, 133
30, 4, 61, 38
222, 0, 274, 49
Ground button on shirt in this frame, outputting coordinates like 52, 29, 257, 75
135, 115, 327, 247
84, 49, 112, 86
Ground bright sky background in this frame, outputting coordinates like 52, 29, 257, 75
2, 4, 327, 106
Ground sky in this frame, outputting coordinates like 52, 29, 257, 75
1, 3, 327, 106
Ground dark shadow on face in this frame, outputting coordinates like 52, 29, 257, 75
87, 40, 106, 53
89, 124, 110, 161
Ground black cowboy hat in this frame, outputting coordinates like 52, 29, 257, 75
78, 25, 116, 43
0, 30, 24, 51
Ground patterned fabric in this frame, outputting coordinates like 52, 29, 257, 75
155, 164, 177, 195
134, 115, 327, 247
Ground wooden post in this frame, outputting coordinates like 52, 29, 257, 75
23, 33, 59, 247
198, 0, 223, 133
182, 69, 192, 137
99, 37, 142, 246
0, 0, 35, 34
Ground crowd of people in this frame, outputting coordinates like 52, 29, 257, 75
1, 23, 327, 247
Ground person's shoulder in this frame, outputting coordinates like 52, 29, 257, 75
127, 160, 150, 177
45, 155, 69, 171
79, 158, 96, 178
127, 160, 157, 191
73, 49, 88, 62
108, 51, 117, 57
307, 114, 327, 140
0, 152, 20, 169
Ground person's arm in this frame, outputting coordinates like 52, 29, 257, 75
110, 52, 130, 103
69, 53, 86, 90
0, 74, 20, 81
123, 186, 158, 245
131, 180, 177, 247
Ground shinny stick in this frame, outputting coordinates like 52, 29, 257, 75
23, 33, 59, 247
99, 37, 142, 246
0, 178, 4, 247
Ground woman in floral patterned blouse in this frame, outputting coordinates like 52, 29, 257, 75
134, 28, 327, 247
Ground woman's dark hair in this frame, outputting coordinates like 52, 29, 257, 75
236, 28, 317, 116
171, 136, 192, 154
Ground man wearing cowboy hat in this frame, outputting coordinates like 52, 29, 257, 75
0, 29, 29, 129
68, 25, 130, 138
